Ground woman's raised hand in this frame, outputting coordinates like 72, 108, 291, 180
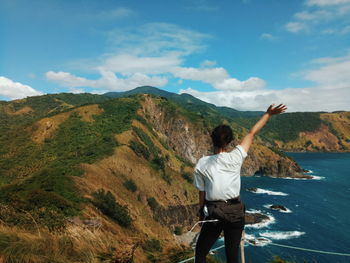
266, 104, 287, 116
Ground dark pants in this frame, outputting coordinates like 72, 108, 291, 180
194, 216, 244, 263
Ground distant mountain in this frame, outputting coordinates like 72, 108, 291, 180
104, 86, 264, 121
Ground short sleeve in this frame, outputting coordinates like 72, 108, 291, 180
193, 168, 205, 191
227, 145, 248, 165
236, 145, 248, 159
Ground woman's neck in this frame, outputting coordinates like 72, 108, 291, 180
213, 146, 228, 154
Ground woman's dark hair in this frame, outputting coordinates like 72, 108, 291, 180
210, 124, 233, 148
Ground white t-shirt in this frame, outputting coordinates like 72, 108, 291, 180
193, 145, 248, 201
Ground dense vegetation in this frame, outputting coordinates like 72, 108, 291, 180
91, 189, 132, 227
131, 125, 172, 184
244, 112, 323, 143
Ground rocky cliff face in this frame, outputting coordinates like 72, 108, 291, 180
139, 94, 303, 178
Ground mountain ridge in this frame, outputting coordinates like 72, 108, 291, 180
0, 92, 307, 262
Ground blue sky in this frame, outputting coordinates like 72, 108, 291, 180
1, 0, 350, 111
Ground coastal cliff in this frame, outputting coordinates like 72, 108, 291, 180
0, 91, 338, 262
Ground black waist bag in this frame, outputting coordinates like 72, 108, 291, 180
205, 200, 245, 223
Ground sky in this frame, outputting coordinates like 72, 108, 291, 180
1, 0, 350, 112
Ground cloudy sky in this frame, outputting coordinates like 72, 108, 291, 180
1, 0, 350, 111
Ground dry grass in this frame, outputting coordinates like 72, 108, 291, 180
3, 106, 34, 115
30, 104, 104, 143
0, 224, 117, 263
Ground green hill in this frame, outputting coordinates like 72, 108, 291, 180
0, 92, 306, 262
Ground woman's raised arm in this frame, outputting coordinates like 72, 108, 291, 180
240, 104, 287, 153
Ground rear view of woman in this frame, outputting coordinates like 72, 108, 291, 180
193, 104, 287, 263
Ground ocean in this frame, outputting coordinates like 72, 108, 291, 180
214, 152, 350, 263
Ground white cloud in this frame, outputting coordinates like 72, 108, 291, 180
179, 53, 350, 112
304, 53, 350, 87
106, 23, 210, 56
80, 7, 135, 21
170, 67, 265, 91
260, 33, 279, 41
180, 85, 350, 112
100, 54, 181, 75
285, 22, 306, 33
48, 23, 268, 96
171, 67, 229, 84
69, 88, 85, 94
214, 77, 266, 91
98, 7, 135, 19
46, 70, 167, 92
46, 71, 93, 87
0, 76, 43, 100
306, 0, 350, 6
200, 60, 217, 67
285, 0, 350, 33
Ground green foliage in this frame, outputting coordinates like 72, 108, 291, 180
142, 239, 163, 263
147, 197, 159, 211
256, 112, 322, 142
123, 179, 138, 192
151, 156, 166, 171
142, 239, 162, 253
176, 154, 194, 167
91, 189, 132, 227
174, 226, 182, 235
166, 246, 193, 263
132, 126, 159, 158
132, 126, 171, 184
129, 140, 150, 160
0, 167, 80, 231
0, 96, 139, 230
181, 172, 193, 183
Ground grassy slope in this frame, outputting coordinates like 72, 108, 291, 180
0, 94, 202, 262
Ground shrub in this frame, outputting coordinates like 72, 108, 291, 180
181, 172, 193, 183
166, 246, 193, 263
91, 189, 132, 227
132, 126, 159, 157
174, 226, 182, 235
129, 140, 150, 160
123, 179, 137, 192
151, 156, 165, 171
142, 239, 162, 253
147, 197, 159, 211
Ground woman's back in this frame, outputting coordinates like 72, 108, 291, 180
193, 145, 247, 201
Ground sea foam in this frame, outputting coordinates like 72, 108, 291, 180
247, 188, 288, 196
259, 231, 306, 240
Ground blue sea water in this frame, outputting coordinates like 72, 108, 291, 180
214, 152, 350, 263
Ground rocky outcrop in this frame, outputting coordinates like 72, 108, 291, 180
139, 95, 211, 164
270, 204, 287, 212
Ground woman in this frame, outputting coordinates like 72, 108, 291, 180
193, 104, 287, 263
